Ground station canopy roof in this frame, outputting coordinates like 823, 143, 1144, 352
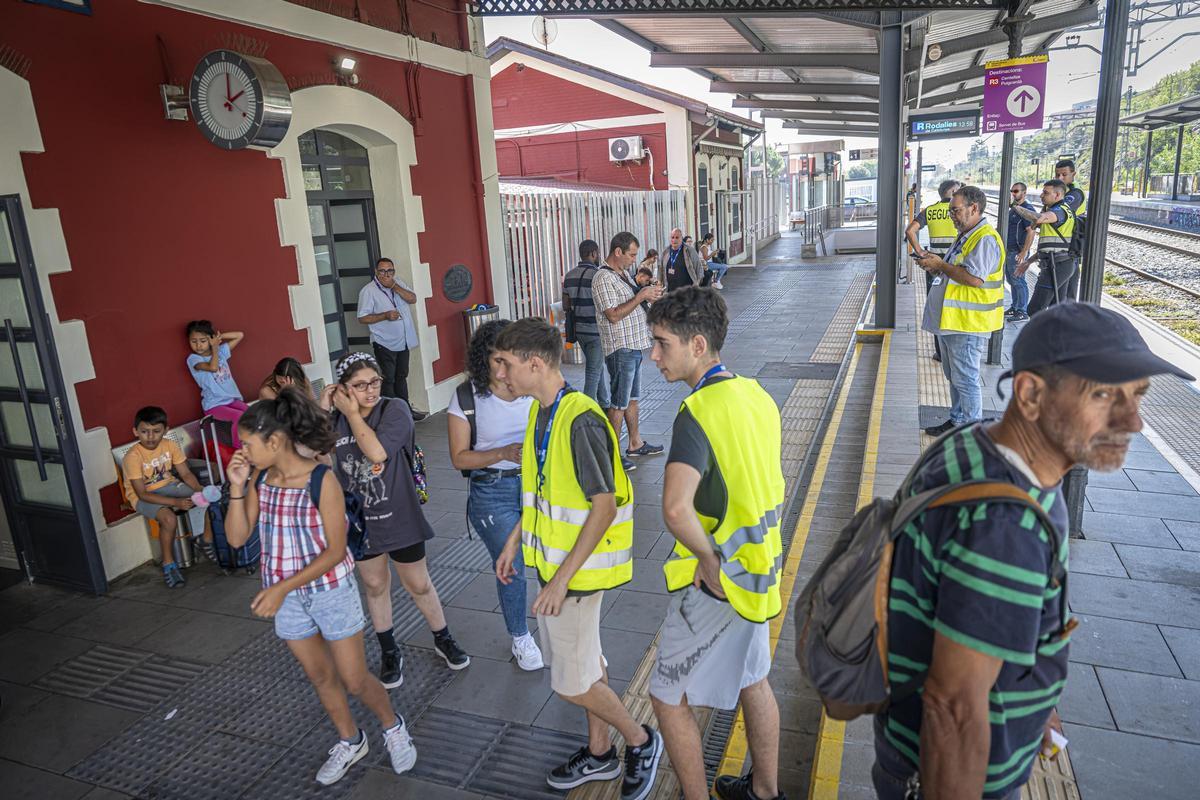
473, 0, 1099, 140
1119, 94, 1200, 131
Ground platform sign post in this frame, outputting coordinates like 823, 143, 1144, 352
982, 55, 1049, 134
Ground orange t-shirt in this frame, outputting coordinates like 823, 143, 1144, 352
122, 440, 186, 507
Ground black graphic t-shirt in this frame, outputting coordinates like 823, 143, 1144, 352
333, 398, 434, 553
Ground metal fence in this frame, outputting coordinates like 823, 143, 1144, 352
500, 188, 688, 320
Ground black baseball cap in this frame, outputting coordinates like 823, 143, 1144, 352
1000, 303, 1195, 384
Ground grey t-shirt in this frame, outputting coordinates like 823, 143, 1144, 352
332, 398, 434, 554
921, 219, 1000, 338
532, 391, 615, 595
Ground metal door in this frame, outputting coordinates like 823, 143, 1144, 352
0, 195, 105, 593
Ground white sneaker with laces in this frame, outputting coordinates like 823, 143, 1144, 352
512, 633, 545, 671
713, 279, 723, 289
383, 717, 418, 774
315, 732, 369, 786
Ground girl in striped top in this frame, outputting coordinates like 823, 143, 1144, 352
223, 388, 416, 787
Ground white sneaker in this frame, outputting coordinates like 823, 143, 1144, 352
383, 717, 418, 775
512, 633, 545, 671
713, 279, 723, 289
315, 731, 369, 785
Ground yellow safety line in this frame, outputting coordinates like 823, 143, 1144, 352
809, 330, 891, 800
715, 333, 883, 782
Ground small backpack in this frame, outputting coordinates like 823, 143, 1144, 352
455, 381, 478, 478
793, 426, 1066, 721
307, 463, 369, 560
409, 443, 429, 505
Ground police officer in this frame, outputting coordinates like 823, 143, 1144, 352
1055, 158, 1088, 297
1014, 179, 1077, 315
905, 179, 961, 361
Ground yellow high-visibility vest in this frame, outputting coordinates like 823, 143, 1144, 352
520, 391, 633, 591
924, 200, 957, 254
940, 222, 1006, 334
662, 376, 785, 623
1038, 201, 1076, 252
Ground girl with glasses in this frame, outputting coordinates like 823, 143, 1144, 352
321, 353, 469, 689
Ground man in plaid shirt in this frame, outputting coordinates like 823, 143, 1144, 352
592, 232, 666, 472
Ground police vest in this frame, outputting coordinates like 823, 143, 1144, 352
520, 390, 633, 591
924, 200, 957, 255
1068, 186, 1088, 217
940, 222, 1006, 334
662, 376, 786, 623
1038, 202, 1076, 252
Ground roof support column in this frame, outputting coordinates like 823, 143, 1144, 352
1173, 124, 1184, 201
1071, 0, 1132, 539
1142, 130, 1153, 197
875, 20, 904, 329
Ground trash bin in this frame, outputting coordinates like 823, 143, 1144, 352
464, 304, 500, 344
550, 302, 583, 364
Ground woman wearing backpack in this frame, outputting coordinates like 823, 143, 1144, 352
447, 321, 544, 670
322, 353, 469, 691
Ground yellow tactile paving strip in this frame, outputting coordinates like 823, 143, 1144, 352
812, 274, 875, 363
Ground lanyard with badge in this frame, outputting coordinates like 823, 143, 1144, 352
666, 247, 682, 276
536, 386, 569, 494
692, 363, 728, 394
374, 279, 398, 309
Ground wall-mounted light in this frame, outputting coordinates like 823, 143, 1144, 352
335, 55, 359, 85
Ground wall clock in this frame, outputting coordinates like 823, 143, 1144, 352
189, 50, 292, 150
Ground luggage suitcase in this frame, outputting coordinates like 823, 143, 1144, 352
201, 421, 260, 574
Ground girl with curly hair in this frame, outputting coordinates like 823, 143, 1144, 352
447, 319, 544, 671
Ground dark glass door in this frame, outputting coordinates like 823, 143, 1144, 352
0, 195, 106, 593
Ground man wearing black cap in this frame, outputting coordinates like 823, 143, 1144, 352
873, 303, 1193, 800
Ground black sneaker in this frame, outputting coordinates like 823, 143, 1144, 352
433, 632, 470, 670
714, 771, 787, 800
547, 745, 621, 790
411, 410, 428, 421
625, 442, 664, 458
923, 420, 956, 437
620, 725, 663, 800
621, 456, 638, 473
1011, 310, 1030, 321
379, 650, 404, 689
1005, 307, 1018, 317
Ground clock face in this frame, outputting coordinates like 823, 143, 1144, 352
189, 50, 292, 150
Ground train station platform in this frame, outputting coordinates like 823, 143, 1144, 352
2, 231, 1199, 800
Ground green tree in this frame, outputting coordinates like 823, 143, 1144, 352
749, 146, 785, 179
847, 159, 878, 179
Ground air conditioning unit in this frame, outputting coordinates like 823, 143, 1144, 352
608, 136, 645, 162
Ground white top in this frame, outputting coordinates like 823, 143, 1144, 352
448, 387, 533, 470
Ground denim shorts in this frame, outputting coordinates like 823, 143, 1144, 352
274, 577, 367, 641
605, 348, 642, 410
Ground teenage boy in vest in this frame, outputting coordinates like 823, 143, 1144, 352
1014, 179, 1077, 315
646, 287, 786, 800
905, 179, 961, 361
492, 318, 664, 800
914, 185, 1005, 436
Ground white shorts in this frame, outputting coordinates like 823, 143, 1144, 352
537, 591, 605, 697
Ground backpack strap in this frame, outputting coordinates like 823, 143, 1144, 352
308, 463, 329, 509
456, 381, 478, 451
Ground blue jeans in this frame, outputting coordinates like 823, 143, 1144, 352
937, 333, 985, 424
466, 473, 528, 637
709, 262, 729, 282
1004, 251, 1028, 313
605, 348, 643, 411
578, 335, 610, 409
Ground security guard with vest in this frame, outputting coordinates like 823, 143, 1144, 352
1015, 178, 1077, 316
915, 185, 1005, 437
905, 179, 962, 361
491, 317, 664, 800
644, 287, 787, 800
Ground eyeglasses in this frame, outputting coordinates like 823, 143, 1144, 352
349, 378, 383, 392
376, 269, 396, 276
1010, 189, 1021, 193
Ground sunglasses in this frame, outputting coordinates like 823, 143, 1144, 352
1010, 189, 1021, 194
376, 268, 396, 276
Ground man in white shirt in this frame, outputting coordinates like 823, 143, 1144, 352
357, 258, 424, 419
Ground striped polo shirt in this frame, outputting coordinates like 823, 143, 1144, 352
562, 262, 601, 338
881, 426, 1071, 798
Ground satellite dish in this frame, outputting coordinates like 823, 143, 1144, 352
532, 17, 558, 48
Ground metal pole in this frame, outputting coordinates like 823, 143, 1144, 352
1141, 129, 1153, 197
988, 13, 1025, 366
1172, 124, 1184, 201
1070, 0, 1132, 539
875, 19, 904, 329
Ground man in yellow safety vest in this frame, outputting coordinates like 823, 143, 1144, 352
492, 317, 664, 800
905, 179, 961, 361
1014, 178, 1078, 315
914, 185, 1006, 436
646, 287, 787, 800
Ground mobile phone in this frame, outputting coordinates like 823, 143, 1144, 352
911, 251, 926, 259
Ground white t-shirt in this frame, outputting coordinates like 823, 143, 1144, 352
447, 387, 533, 470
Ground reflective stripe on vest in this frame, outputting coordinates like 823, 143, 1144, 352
1038, 202, 1076, 252
519, 391, 633, 591
940, 222, 1006, 334
924, 200, 957, 253
662, 377, 786, 622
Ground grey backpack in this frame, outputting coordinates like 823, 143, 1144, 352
793, 428, 1065, 721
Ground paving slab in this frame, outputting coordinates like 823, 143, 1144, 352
600, 589, 673, 635
1086, 486, 1200, 521
1069, 573, 1200, 627
1080, 511, 1180, 549
1161, 625, 1200, 680
1067, 540, 1127, 578
0, 694, 140, 773
1064, 722, 1200, 800
1069, 614, 1181, 676
0, 628, 94, 684
1115, 543, 1200, 587
430, 654, 553, 725
1059, 662, 1116, 730
347, 772, 486, 800
1096, 667, 1200, 744
1, 757, 95, 800
1125, 468, 1200, 496
131, 608, 268, 664
1166, 519, 1200, 551
1085, 469, 1136, 491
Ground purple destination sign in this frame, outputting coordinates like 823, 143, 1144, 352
982, 55, 1049, 134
